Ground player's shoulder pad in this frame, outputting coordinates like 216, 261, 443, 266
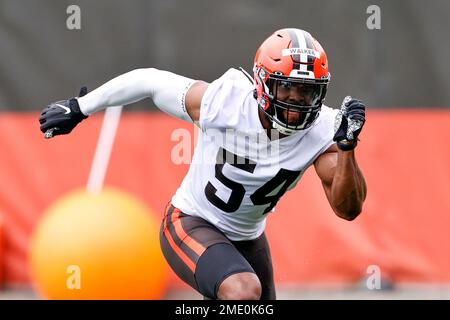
308, 104, 338, 135
199, 68, 254, 131
316, 104, 338, 124
217, 68, 254, 88
320, 104, 338, 116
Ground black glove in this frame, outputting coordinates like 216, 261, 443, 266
333, 96, 366, 151
39, 87, 89, 139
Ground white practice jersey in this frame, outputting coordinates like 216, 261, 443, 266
171, 68, 337, 241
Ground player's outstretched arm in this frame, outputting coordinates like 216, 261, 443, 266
39, 68, 208, 138
314, 97, 367, 221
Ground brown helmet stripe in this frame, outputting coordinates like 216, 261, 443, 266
287, 28, 301, 70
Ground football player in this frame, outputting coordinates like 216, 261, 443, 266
39, 28, 367, 300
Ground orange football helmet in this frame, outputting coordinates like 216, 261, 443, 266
253, 28, 330, 135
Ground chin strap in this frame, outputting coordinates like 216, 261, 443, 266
272, 121, 297, 136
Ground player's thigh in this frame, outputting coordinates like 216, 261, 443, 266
159, 204, 255, 299
232, 232, 276, 300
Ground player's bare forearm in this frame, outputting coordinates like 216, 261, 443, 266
330, 149, 367, 220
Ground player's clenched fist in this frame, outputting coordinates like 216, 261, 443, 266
39, 87, 89, 139
333, 96, 366, 151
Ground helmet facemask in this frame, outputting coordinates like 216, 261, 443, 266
255, 67, 328, 135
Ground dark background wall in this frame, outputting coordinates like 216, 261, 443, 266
0, 0, 449, 111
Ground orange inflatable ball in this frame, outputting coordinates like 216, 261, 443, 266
29, 187, 168, 299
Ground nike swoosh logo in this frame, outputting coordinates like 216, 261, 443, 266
55, 104, 71, 114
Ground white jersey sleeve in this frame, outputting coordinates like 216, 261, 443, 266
78, 68, 195, 122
